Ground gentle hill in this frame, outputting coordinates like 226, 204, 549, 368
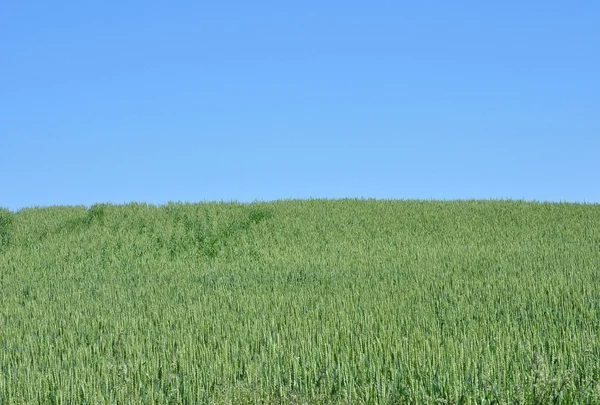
1, 200, 599, 404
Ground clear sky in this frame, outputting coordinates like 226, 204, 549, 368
2, 1, 599, 211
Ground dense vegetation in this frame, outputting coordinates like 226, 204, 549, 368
0, 200, 599, 404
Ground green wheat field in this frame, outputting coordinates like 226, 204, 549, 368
0, 199, 599, 404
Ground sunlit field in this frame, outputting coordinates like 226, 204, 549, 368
1, 199, 599, 404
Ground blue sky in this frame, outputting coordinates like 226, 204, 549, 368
1, 1, 598, 211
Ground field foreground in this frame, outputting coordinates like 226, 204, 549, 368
0, 199, 599, 404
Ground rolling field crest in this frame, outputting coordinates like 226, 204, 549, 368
0, 200, 599, 404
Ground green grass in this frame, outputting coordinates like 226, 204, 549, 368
0, 199, 599, 404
